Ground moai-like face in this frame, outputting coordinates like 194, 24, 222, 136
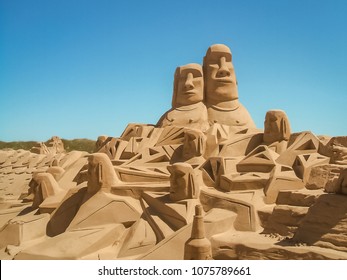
95, 135, 108, 151
173, 63, 204, 107
87, 153, 118, 193
263, 110, 291, 144
203, 44, 238, 105
168, 163, 197, 201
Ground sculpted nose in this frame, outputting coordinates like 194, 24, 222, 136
184, 72, 194, 90
217, 56, 230, 77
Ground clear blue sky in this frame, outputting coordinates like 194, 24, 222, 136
1, 0, 346, 142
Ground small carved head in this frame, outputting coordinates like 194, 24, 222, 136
263, 110, 291, 144
168, 162, 199, 201
87, 153, 118, 193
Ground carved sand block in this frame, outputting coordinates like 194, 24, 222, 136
114, 165, 170, 183
46, 166, 65, 181
141, 192, 198, 231
220, 172, 270, 192
264, 165, 304, 204
218, 133, 264, 157
66, 191, 141, 230
112, 128, 196, 184
121, 123, 156, 141
276, 131, 321, 166
96, 125, 159, 161
200, 188, 259, 231
201, 156, 242, 189
237, 145, 279, 173
97, 137, 128, 161
140, 208, 235, 260
0, 213, 49, 249
14, 224, 126, 260
116, 218, 157, 258
292, 153, 330, 184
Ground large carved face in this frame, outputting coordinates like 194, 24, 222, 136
263, 110, 291, 143
173, 64, 204, 107
203, 44, 238, 104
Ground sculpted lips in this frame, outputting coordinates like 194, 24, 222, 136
183, 90, 197, 95
215, 78, 233, 83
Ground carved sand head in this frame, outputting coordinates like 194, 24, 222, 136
263, 110, 291, 144
48, 136, 64, 152
95, 135, 108, 151
28, 172, 61, 208
87, 153, 118, 193
172, 63, 204, 107
168, 162, 197, 201
183, 129, 206, 160
203, 44, 238, 105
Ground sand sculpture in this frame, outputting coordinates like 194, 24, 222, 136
0, 43, 347, 260
30, 136, 65, 155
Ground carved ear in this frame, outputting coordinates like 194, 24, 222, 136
280, 119, 285, 140
188, 173, 196, 199
98, 162, 103, 187
172, 67, 180, 108
40, 180, 48, 199
198, 136, 205, 156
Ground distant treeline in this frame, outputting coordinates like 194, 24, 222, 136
0, 138, 96, 153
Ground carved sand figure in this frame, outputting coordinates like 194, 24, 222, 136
86, 153, 119, 193
181, 129, 207, 165
168, 162, 199, 201
94, 135, 108, 152
263, 110, 291, 153
203, 44, 256, 130
25, 172, 63, 209
184, 205, 212, 260
158, 63, 209, 132
30, 136, 65, 155
1, 43, 347, 260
